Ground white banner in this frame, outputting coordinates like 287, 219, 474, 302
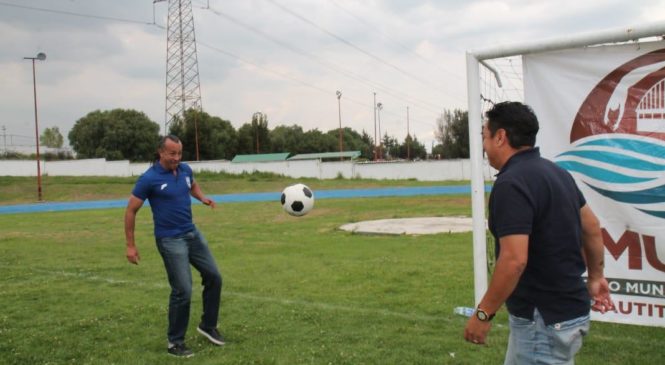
524, 41, 665, 327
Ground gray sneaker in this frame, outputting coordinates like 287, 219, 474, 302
197, 326, 225, 346
167, 343, 194, 357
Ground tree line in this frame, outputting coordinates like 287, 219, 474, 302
19, 107, 470, 162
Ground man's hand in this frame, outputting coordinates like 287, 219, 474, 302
588, 277, 615, 313
126, 245, 140, 265
125, 195, 144, 265
202, 197, 216, 209
464, 315, 492, 345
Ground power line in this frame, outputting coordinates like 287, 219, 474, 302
1, 0, 444, 115
199, 4, 444, 115
198, 40, 434, 130
2, 1, 440, 138
1, 0, 440, 122
198, 41, 330, 95
0, 1, 154, 25
327, 0, 466, 83
264, 0, 463, 103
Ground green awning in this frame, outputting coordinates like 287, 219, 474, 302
232, 153, 291, 163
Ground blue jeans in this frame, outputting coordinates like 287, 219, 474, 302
156, 228, 222, 345
505, 309, 589, 365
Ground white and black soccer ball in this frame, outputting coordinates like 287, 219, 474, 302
281, 183, 314, 216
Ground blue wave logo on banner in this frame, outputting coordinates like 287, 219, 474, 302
554, 134, 665, 219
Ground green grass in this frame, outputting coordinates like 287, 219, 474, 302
0, 174, 663, 364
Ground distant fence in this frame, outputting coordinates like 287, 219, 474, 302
0, 158, 497, 181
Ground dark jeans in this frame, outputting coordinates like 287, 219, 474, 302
156, 228, 222, 345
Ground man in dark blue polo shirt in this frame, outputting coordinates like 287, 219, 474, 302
463, 102, 614, 364
124, 135, 224, 358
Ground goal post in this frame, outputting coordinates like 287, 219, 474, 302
465, 21, 665, 308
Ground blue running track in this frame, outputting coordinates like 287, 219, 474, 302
0, 184, 491, 215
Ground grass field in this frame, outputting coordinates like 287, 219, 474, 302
1, 174, 663, 364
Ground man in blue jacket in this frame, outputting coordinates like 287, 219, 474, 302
464, 102, 614, 364
124, 135, 223, 358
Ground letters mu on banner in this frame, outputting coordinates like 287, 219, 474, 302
524, 41, 665, 327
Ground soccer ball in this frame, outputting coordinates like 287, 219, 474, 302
281, 183, 314, 216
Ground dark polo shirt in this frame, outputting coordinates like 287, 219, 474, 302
489, 147, 591, 325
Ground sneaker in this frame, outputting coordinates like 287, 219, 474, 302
167, 343, 194, 358
197, 326, 225, 346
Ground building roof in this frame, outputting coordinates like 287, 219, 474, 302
288, 151, 361, 161
231, 153, 291, 163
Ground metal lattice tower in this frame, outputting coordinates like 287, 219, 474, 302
162, 0, 202, 133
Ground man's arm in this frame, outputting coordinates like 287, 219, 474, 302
190, 181, 216, 209
464, 234, 528, 344
580, 204, 614, 313
124, 194, 144, 265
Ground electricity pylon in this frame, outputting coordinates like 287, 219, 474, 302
156, 0, 203, 134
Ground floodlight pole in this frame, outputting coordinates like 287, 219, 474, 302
24, 52, 46, 202
336, 90, 343, 161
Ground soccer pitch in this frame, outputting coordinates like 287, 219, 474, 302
1, 184, 663, 364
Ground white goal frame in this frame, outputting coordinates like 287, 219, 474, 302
465, 21, 665, 305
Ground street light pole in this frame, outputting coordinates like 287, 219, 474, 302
373, 92, 377, 160
406, 106, 410, 160
253, 112, 262, 154
24, 52, 46, 202
1, 126, 6, 154
376, 102, 383, 160
336, 91, 343, 161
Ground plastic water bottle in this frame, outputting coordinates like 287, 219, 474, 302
454, 306, 475, 317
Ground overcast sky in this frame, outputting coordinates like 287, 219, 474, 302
1, 0, 664, 152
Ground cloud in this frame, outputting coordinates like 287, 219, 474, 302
0, 0, 663, 152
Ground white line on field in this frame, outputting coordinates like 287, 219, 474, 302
26, 267, 447, 323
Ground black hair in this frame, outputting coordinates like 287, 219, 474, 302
153, 135, 181, 163
484, 101, 539, 148
159, 134, 181, 150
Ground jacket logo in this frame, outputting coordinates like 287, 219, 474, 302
160, 183, 168, 191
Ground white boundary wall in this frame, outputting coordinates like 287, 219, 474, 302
0, 158, 496, 181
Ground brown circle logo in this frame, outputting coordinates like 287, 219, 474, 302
571, 48, 665, 142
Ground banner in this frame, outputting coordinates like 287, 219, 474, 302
524, 41, 665, 327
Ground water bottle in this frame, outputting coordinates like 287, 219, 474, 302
454, 306, 475, 317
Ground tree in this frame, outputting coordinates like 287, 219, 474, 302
169, 109, 237, 161
410, 136, 428, 160
396, 135, 427, 160
382, 133, 399, 160
357, 130, 375, 160
236, 112, 270, 154
270, 125, 305, 154
434, 109, 469, 159
68, 109, 160, 161
431, 143, 445, 159
322, 127, 373, 159
302, 129, 336, 153
40, 127, 63, 148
